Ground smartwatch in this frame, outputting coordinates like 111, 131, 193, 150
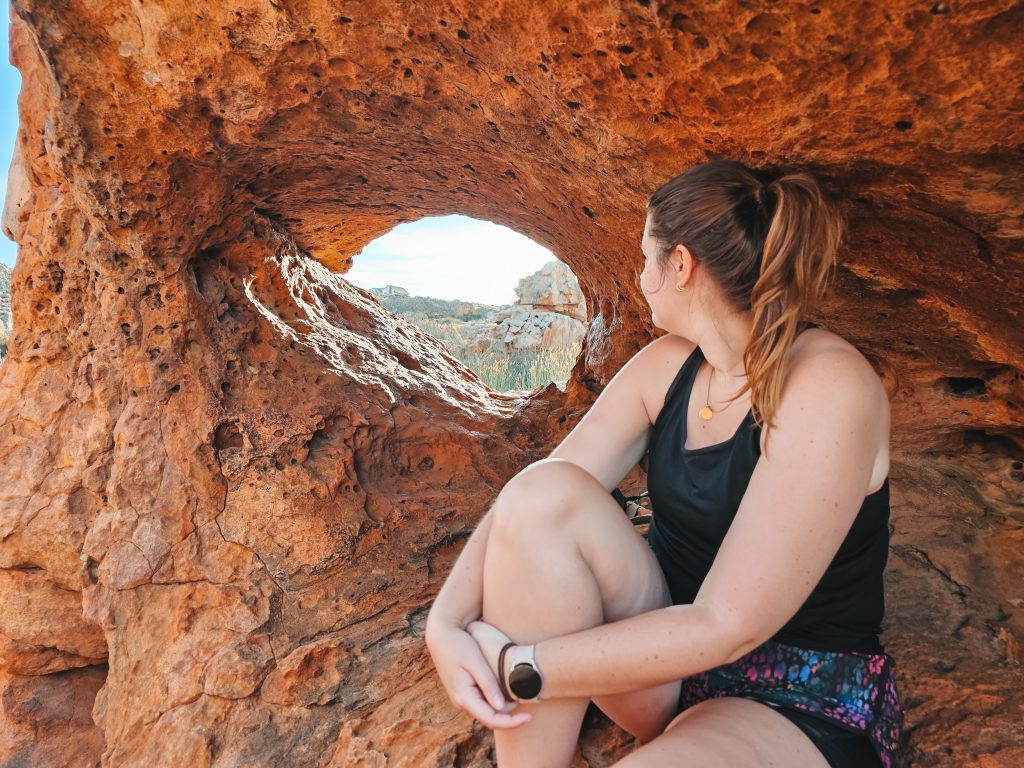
506, 644, 543, 701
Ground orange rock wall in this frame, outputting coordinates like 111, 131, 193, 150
0, 1, 1021, 766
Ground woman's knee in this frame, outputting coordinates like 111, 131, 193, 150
490, 458, 600, 542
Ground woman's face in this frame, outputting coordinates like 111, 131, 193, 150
639, 212, 678, 330
639, 211, 706, 336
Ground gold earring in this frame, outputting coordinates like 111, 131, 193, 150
675, 282, 688, 292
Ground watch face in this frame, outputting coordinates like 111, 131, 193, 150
509, 663, 542, 700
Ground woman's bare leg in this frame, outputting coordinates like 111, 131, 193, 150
482, 458, 678, 768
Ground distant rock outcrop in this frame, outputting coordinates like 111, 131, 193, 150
0, 263, 11, 333
467, 261, 587, 352
514, 260, 587, 322
366, 262, 587, 355
369, 286, 498, 320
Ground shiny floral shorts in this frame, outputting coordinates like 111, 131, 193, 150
678, 639, 904, 768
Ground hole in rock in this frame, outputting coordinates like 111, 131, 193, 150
213, 420, 244, 450
961, 429, 1023, 458
345, 214, 588, 393
942, 377, 987, 397
84, 557, 99, 585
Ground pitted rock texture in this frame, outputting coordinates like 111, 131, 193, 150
0, 2, 1021, 767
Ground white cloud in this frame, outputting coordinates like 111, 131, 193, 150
344, 215, 560, 305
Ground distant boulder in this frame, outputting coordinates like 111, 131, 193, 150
364, 262, 587, 355
514, 261, 586, 322
466, 261, 586, 352
472, 306, 583, 352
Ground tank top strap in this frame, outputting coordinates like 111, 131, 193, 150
661, 344, 704, 411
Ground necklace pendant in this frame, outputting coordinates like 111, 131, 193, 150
698, 405, 714, 421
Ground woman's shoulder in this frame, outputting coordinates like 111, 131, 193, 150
624, 333, 698, 425
788, 325, 886, 396
780, 325, 891, 474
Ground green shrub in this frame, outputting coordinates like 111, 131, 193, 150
402, 316, 579, 392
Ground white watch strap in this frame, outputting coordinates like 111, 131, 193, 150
509, 643, 536, 670
507, 643, 542, 701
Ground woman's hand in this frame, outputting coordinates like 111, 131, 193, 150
425, 620, 532, 730
465, 620, 513, 684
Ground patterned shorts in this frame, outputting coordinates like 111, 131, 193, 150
677, 638, 904, 767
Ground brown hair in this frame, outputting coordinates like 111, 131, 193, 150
645, 159, 843, 446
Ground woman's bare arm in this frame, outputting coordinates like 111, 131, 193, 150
426, 510, 494, 632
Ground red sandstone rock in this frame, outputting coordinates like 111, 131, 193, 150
0, 1, 1021, 766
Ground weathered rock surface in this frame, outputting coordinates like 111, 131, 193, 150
0, 2, 1021, 767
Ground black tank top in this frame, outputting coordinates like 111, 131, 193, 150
645, 324, 890, 654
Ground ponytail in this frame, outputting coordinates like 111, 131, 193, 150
646, 161, 844, 454
744, 173, 843, 447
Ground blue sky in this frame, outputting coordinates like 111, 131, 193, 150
1, 15, 21, 269
0, 18, 558, 303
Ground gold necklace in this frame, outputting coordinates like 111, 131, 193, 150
698, 363, 741, 421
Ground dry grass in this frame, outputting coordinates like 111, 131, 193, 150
462, 346, 580, 392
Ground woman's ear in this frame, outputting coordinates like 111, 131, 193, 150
673, 244, 696, 287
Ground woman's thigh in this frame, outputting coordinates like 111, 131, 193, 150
614, 696, 832, 768
489, 458, 680, 740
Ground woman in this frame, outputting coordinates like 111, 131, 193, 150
425, 160, 904, 768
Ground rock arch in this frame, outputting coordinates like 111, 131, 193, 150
0, 2, 1021, 765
